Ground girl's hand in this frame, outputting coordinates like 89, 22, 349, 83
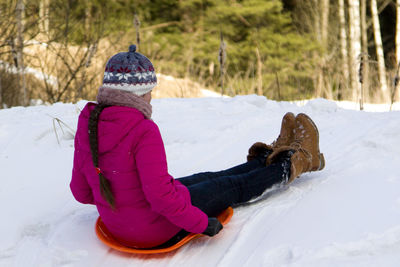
203, 217, 223, 236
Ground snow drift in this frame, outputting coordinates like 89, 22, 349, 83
0, 95, 399, 267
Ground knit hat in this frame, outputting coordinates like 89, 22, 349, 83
102, 44, 157, 96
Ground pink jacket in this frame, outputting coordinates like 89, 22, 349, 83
70, 103, 208, 248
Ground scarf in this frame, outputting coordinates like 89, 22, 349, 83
96, 86, 152, 119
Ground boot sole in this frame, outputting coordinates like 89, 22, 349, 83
297, 113, 325, 171
317, 153, 325, 170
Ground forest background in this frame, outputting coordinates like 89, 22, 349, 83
0, 0, 399, 109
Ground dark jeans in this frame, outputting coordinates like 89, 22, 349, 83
177, 157, 286, 217
151, 157, 287, 249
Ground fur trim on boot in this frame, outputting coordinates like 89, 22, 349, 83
247, 142, 273, 162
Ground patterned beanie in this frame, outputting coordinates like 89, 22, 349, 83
102, 44, 157, 96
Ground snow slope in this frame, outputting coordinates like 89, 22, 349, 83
0, 96, 399, 267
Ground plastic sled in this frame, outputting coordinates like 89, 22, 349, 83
95, 207, 233, 254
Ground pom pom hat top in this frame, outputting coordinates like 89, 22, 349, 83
102, 45, 157, 96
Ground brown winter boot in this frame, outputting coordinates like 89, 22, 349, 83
271, 112, 296, 149
267, 113, 325, 183
247, 112, 295, 163
295, 113, 325, 172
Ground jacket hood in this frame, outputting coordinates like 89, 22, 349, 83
76, 102, 146, 154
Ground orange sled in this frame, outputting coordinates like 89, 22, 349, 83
95, 207, 233, 254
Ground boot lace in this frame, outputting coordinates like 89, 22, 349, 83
289, 138, 312, 166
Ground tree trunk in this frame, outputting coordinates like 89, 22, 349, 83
315, 0, 329, 97
394, 0, 400, 104
371, 0, 389, 101
321, 0, 329, 47
348, 0, 362, 102
255, 46, 263, 96
219, 32, 226, 96
338, 0, 349, 100
39, 0, 49, 34
360, 0, 369, 109
85, 0, 92, 41
397, 0, 400, 66
313, 0, 321, 42
134, 13, 141, 51
16, 0, 27, 106
0, 73, 2, 109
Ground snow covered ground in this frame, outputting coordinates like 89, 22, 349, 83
0, 95, 399, 267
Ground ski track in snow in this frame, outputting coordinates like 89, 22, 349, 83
0, 96, 399, 267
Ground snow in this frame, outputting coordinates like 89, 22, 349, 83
0, 95, 399, 267
293, 98, 400, 112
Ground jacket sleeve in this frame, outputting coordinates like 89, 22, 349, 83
70, 136, 95, 205
135, 121, 208, 234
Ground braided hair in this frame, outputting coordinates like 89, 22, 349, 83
88, 104, 115, 209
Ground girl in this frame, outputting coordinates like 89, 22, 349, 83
70, 45, 325, 249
